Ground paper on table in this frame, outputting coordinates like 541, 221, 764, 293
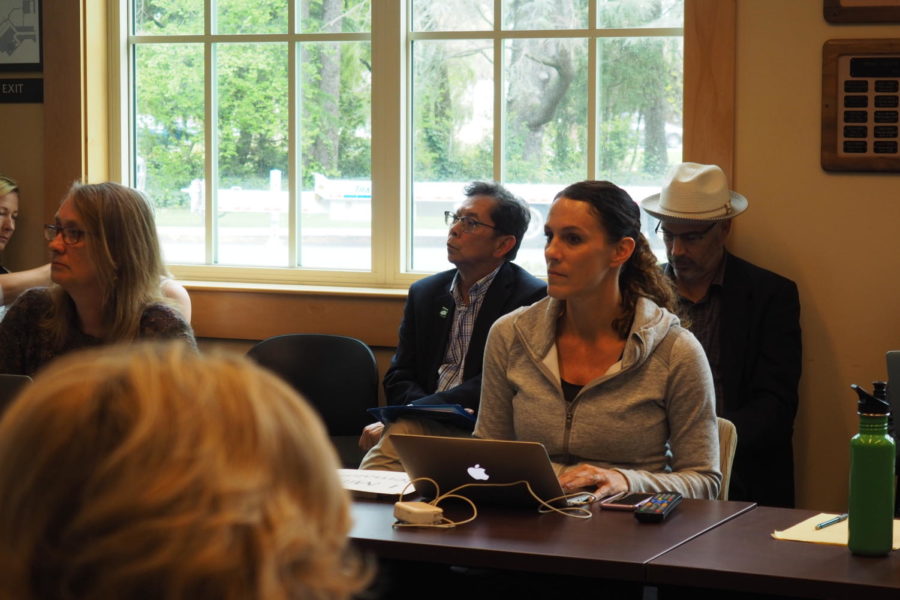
339, 468, 413, 498
771, 512, 900, 549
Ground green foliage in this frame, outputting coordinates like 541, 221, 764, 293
412, 40, 493, 182
411, 0, 682, 186
304, 0, 371, 32
596, 33, 683, 183
135, 44, 205, 207
217, 43, 289, 185
133, 0, 372, 206
134, 0, 203, 35
597, 0, 683, 28
503, 36, 588, 184
132, 0, 680, 209
300, 40, 372, 187
217, 0, 287, 34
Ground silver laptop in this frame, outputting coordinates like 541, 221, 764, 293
391, 433, 573, 508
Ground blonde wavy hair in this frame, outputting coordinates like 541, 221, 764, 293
0, 342, 370, 599
0, 175, 19, 198
46, 182, 169, 346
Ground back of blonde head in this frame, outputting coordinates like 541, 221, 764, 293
0, 342, 369, 599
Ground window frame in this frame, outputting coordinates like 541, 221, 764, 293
114, 2, 385, 287
105, 0, 728, 292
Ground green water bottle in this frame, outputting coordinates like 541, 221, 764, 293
848, 382, 895, 556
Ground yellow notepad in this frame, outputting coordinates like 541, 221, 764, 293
772, 513, 900, 549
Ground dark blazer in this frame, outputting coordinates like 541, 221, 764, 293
383, 261, 546, 412
717, 253, 801, 507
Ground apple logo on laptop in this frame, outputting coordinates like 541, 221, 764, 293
467, 464, 490, 481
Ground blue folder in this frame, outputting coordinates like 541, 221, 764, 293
367, 403, 476, 431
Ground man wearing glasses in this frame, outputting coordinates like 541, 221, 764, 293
641, 162, 801, 508
359, 181, 546, 471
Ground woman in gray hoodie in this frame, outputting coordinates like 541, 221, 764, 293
474, 180, 720, 500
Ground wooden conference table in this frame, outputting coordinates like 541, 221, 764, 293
351, 497, 754, 582
645, 506, 900, 600
350, 499, 900, 598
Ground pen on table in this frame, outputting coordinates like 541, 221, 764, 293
815, 513, 849, 530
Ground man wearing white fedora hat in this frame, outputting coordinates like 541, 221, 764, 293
642, 162, 801, 508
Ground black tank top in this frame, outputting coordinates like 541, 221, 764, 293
561, 378, 583, 403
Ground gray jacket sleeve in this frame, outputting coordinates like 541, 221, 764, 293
616, 329, 721, 499
473, 312, 519, 440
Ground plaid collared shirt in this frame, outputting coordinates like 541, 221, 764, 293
435, 265, 502, 392
669, 254, 727, 412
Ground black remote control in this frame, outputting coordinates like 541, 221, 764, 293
634, 491, 682, 523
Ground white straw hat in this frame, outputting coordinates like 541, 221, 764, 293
641, 162, 747, 222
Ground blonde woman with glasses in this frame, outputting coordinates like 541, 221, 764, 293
0, 176, 190, 320
0, 182, 196, 375
0, 342, 371, 599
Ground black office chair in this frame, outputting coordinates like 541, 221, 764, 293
246, 333, 379, 468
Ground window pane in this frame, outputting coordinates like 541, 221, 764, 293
502, 0, 588, 30
503, 37, 587, 185
501, 37, 587, 275
299, 41, 372, 270
597, 0, 684, 29
133, 0, 203, 35
511, 180, 671, 275
216, 43, 289, 267
134, 44, 205, 265
505, 181, 566, 275
217, 0, 287, 35
411, 0, 493, 32
410, 39, 494, 272
597, 36, 682, 182
598, 35, 683, 259
300, 0, 371, 33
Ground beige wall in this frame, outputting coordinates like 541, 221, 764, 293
0, 99, 44, 273
1, 1, 897, 510
733, 1, 900, 510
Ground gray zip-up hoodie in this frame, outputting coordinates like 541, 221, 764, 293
474, 295, 721, 499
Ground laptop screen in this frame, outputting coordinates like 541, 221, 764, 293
391, 433, 570, 508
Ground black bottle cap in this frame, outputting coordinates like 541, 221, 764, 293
851, 382, 890, 415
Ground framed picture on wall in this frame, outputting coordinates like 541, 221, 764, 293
0, 0, 41, 72
825, 0, 900, 23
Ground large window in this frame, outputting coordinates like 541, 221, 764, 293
408, 0, 683, 273
129, 0, 372, 280
124, 0, 682, 286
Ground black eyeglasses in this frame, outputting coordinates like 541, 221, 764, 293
43, 224, 87, 245
444, 211, 500, 234
655, 221, 718, 245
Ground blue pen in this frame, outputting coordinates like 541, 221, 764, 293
815, 513, 849, 530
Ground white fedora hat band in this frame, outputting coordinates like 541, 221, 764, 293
659, 198, 735, 218
640, 162, 748, 221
